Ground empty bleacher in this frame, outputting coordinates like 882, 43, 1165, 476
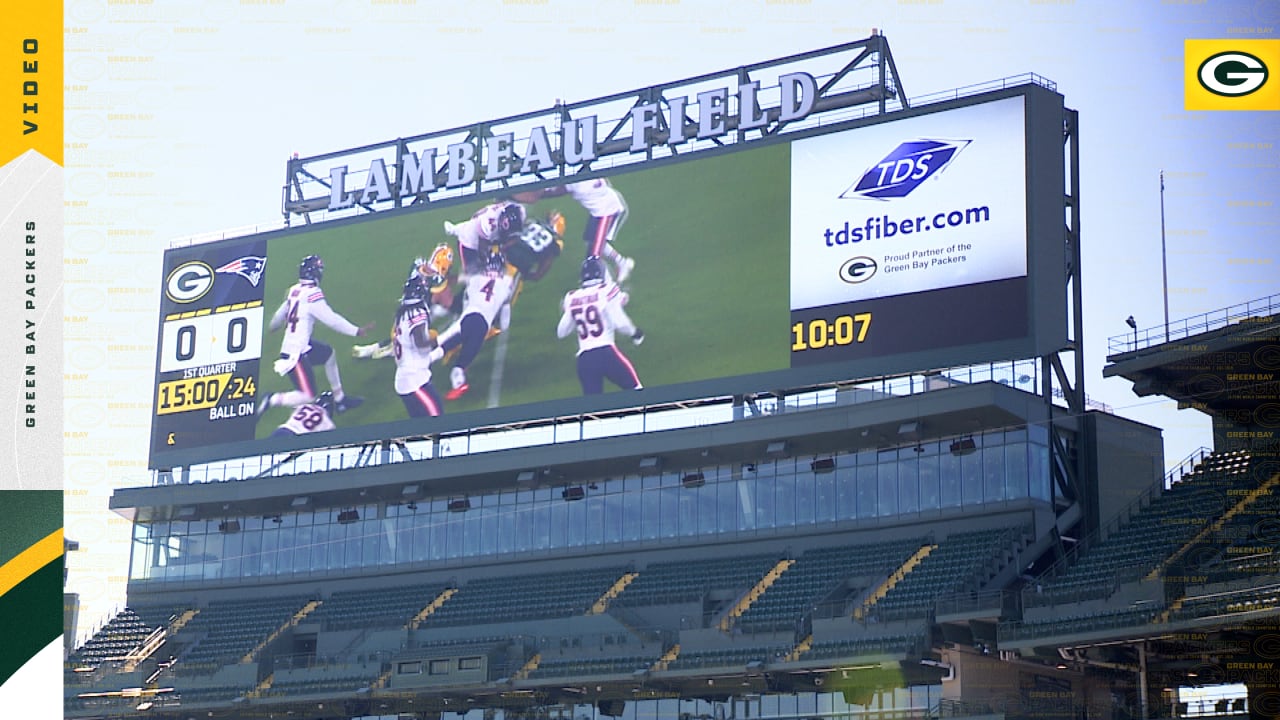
734, 538, 924, 634
802, 627, 928, 662
1030, 451, 1256, 606
527, 653, 660, 679
614, 553, 780, 607
866, 526, 1024, 621
306, 581, 452, 631
173, 594, 313, 674
664, 642, 792, 671
421, 566, 630, 628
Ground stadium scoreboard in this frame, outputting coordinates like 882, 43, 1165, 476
149, 70, 1067, 469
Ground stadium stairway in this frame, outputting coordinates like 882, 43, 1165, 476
242, 599, 321, 663
718, 559, 794, 631
513, 652, 542, 680
247, 672, 273, 699
590, 571, 638, 615
651, 643, 681, 672
854, 544, 935, 620
408, 587, 457, 630
783, 634, 813, 663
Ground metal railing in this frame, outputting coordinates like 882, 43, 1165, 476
1108, 291, 1280, 355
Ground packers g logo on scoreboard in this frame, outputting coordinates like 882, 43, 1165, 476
1185, 40, 1280, 111
165, 261, 215, 303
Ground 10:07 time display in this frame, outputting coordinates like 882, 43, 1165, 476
791, 312, 872, 352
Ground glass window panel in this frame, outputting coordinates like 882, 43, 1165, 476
984, 443, 1006, 502
548, 497, 567, 549
221, 531, 243, 579
857, 463, 878, 519
1031, 442, 1051, 501
201, 533, 223, 581
774, 473, 796, 529
877, 451, 898, 517
565, 495, 586, 547
343, 522, 362, 568
836, 463, 856, 522
584, 495, 604, 546
941, 449, 961, 508
754, 475, 775, 530
659, 485, 679, 539
243, 529, 262, 577
605, 492, 627, 544
735, 474, 756, 531
1005, 441, 1029, 500
814, 465, 836, 524
918, 445, 940, 511
717, 476, 738, 534
898, 451, 919, 514
962, 443, 984, 506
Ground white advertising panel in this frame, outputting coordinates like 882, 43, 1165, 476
790, 96, 1028, 311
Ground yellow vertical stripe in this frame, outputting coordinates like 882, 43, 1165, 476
0, 530, 63, 600
0, 2, 62, 166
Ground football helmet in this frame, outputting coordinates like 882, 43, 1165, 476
424, 243, 454, 277
485, 246, 508, 275
581, 255, 606, 287
314, 391, 336, 415
496, 202, 525, 237
546, 210, 566, 238
401, 274, 432, 305
299, 255, 324, 283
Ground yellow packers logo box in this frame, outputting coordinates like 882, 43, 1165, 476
1185, 39, 1280, 111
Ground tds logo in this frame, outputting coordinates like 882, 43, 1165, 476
165, 261, 214, 303
839, 256, 878, 284
1185, 40, 1280, 111
840, 139, 971, 200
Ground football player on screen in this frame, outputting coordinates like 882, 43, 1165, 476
430, 246, 518, 401
556, 255, 644, 395
270, 392, 337, 437
393, 274, 446, 417
496, 211, 566, 283
442, 199, 526, 276
515, 177, 634, 283
352, 243, 457, 361
259, 255, 373, 417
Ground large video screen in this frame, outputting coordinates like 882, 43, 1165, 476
149, 88, 1063, 467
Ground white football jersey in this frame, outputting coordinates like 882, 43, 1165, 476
278, 402, 336, 434
393, 305, 435, 394
461, 270, 516, 326
449, 201, 525, 252
565, 178, 625, 217
270, 282, 361, 361
557, 281, 635, 354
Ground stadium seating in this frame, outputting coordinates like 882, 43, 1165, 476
526, 653, 660, 679
305, 582, 452, 631
734, 538, 925, 633
613, 553, 781, 607
1030, 451, 1256, 606
421, 566, 630, 627
663, 643, 792, 671
67, 603, 191, 671
802, 627, 928, 662
866, 526, 1025, 621
171, 594, 314, 674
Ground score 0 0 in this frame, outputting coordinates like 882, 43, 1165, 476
158, 307, 264, 372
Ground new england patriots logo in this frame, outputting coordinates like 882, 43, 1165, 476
840, 139, 971, 200
215, 256, 267, 287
